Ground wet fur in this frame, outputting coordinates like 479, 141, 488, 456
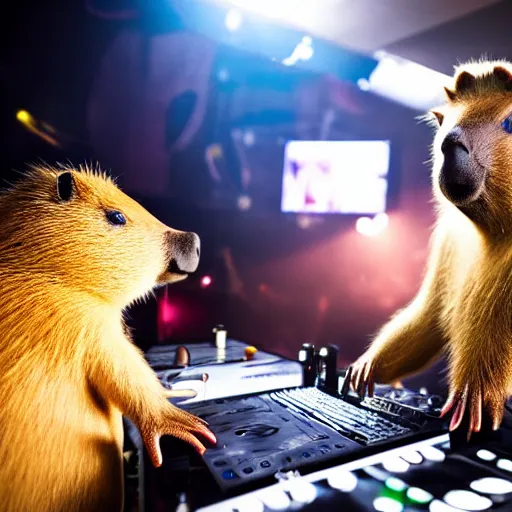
0, 165, 213, 511
351, 59, 512, 433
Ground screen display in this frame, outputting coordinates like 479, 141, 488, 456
280, 140, 391, 214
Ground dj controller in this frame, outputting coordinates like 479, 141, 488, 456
127, 335, 512, 512
199, 428, 512, 512
144, 329, 303, 403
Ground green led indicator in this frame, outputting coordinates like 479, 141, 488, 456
406, 487, 433, 504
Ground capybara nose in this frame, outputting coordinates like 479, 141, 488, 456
439, 126, 484, 205
166, 231, 200, 274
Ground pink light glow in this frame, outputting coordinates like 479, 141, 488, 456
201, 275, 212, 287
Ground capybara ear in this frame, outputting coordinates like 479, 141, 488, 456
444, 86, 457, 102
493, 66, 512, 90
56, 172, 75, 202
454, 71, 476, 94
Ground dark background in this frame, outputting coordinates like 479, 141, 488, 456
2, 0, 512, 394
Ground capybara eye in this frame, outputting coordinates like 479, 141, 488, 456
501, 115, 512, 133
105, 210, 126, 226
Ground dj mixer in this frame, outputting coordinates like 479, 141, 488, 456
140, 374, 449, 510
199, 428, 512, 512
135, 341, 512, 512
180, 384, 445, 493
145, 333, 303, 403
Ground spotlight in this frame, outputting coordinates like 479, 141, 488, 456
15, 109, 60, 147
356, 213, 388, 237
282, 36, 314, 67
297, 215, 313, 229
373, 212, 389, 231
299, 36, 314, 60
201, 275, 212, 287
356, 217, 373, 236
237, 195, 252, 211
367, 51, 450, 110
225, 9, 243, 31
16, 110, 33, 125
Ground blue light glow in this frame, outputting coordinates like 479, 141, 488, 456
282, 36, 314, 67
225, 9, 243, 31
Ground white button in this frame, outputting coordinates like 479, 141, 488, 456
497, 458, 512, 472
400, 450, 423, 464
407, 487, 433, 504
232, 497, 265, 512
444, 490, 492, 511
476, 449, 497, 462
429, 499, 464, 512
420, 446, 446, 462
373, 496, 404, 512
382, 457, 410, 473
258, 490, 290, 510
470, 477, 512, 495
386, 477, 407, 492
327, 470, 358, 492
287, 481, 317, 504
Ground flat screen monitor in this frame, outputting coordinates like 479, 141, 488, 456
280, 140, 391, 215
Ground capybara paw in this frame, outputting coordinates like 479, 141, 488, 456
141, 405, 216, 467
349, 353, 376, 399
441, 381, 505, 440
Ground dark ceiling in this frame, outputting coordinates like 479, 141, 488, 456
385, 0, 512, 74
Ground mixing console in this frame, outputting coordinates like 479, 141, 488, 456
199, 429, 512, 511
145, 338, 303, 403
137, 342, 512, 512
180, 384, 447, 493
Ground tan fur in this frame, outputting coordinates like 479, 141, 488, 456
351, 59, 512, 432
0, 164, 214, 512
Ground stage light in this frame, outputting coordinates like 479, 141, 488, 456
356, 217, 373, 236
297, 215, 313, 230
201, 275, 212, 287
237, 195, 252, 211
365, 51, 450, 111
356, 213, 389, 237
158, 301, 178, 323
16, 110, 33, 125
15, 109, 61, 147
373, 212, 389, 231
300, 36, 314, 58
282, 36, 314, 67
225, 9, 242, 31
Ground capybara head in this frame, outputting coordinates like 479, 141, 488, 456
0, 165, 200, 307
430, 59, 512, 235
